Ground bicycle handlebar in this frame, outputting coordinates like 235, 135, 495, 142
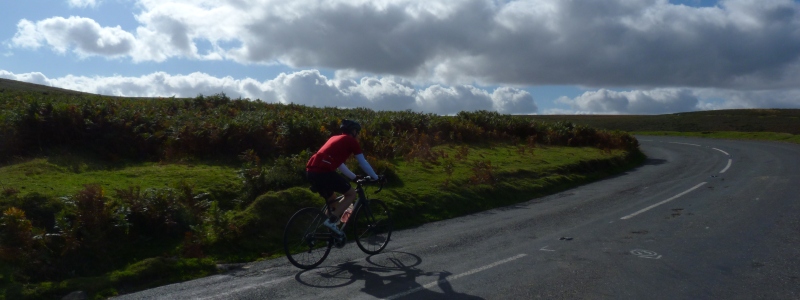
356, 175, 387, 193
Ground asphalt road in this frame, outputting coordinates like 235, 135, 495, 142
115, 136, 800, 300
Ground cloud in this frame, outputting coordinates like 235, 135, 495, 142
694, 88, 800, 110
0, 71, 50, 86
67, 0, 103, 8
0, 69, 538, 115
12, 17, 135, 57
336, 76, 418, 111
11, 0, 800, 89
10, 20, 42, 49
557, 89, 701, 114
416, 85, 494, 114
492, 87, 538, 115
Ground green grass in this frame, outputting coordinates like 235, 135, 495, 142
392, 145, 624, 197
360, 144, 639, 228
0, 158, 240, 198
633, 131, 800, 144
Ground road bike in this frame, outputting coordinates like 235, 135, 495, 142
283, 176, 392, 269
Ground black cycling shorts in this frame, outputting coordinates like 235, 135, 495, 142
306, 171, 351, 200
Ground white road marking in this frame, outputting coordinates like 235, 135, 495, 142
631, 249, 662, 259
720, 159, 732, 173
620, 182, 708, 220
383, 254, 527, 300
712, 148, 730, 156
668, 142, 701, 147
540, 246, 556, 252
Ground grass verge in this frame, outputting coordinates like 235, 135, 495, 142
633, 131, 800, 144
378, 144, 644, 228
0, 157, 240, 199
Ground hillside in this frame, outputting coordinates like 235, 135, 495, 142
4, 78, 796, 135
0, 78, 94, 96
532, 109, 800, 134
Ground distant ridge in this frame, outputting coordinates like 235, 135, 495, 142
532, 109, 800, 134
0, 78, 96, 96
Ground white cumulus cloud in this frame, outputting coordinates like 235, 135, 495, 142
67, 0, 103, 8
9, 0, 800, 90
557, 89, 701, 114
694, 88, 800, 110
12, 17, 135, 57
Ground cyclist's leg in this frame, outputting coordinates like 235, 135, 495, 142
326, 175, 355, 219
331, 188, 356, 218
307, 171, 347, 242
324, 193, 339, 216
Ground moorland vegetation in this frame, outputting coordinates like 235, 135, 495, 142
0, 83, 641, 299
533, 109, 800, 135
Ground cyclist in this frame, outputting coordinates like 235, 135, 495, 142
306, 119, 379, 230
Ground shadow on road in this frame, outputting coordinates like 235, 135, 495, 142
294, 251, 484, 299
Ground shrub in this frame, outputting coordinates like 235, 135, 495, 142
191, 201, 239, 246
237, 150, 312, 204
55, 185, 125, 257
0, 192, 64, 231
0, 207, 58, 282
0, 208, 36, 266
469, 160, 495, 186
112, 186, 197, 239
218, 187, 322, 259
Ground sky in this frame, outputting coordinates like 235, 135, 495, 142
1, 0, 799, 115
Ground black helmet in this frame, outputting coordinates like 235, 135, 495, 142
340, 119, 362, 134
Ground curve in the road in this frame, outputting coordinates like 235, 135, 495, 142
620, 139, 733, 220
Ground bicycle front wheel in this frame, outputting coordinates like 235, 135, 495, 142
353, 199, 393, 254
283, 207, 333, 269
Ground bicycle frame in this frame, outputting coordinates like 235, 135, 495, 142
320, 178, 384, 235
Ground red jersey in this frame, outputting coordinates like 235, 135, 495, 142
306, 134, 363, 172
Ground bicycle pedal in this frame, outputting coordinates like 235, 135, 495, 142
332, 234, 346, 248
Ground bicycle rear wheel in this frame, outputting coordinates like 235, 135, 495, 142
283, 207, 333, 269
353, 199, 393, 254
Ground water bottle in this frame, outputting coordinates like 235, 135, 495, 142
340, 204, 354, 223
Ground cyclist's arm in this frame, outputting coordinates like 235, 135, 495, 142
355, 154, 379, 179
337, 163, 357, 180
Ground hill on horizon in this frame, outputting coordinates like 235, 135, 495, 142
0, 78, 95, 96
2, 78, 798, 134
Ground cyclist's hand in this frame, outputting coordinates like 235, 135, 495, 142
353, 175, 365, 182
